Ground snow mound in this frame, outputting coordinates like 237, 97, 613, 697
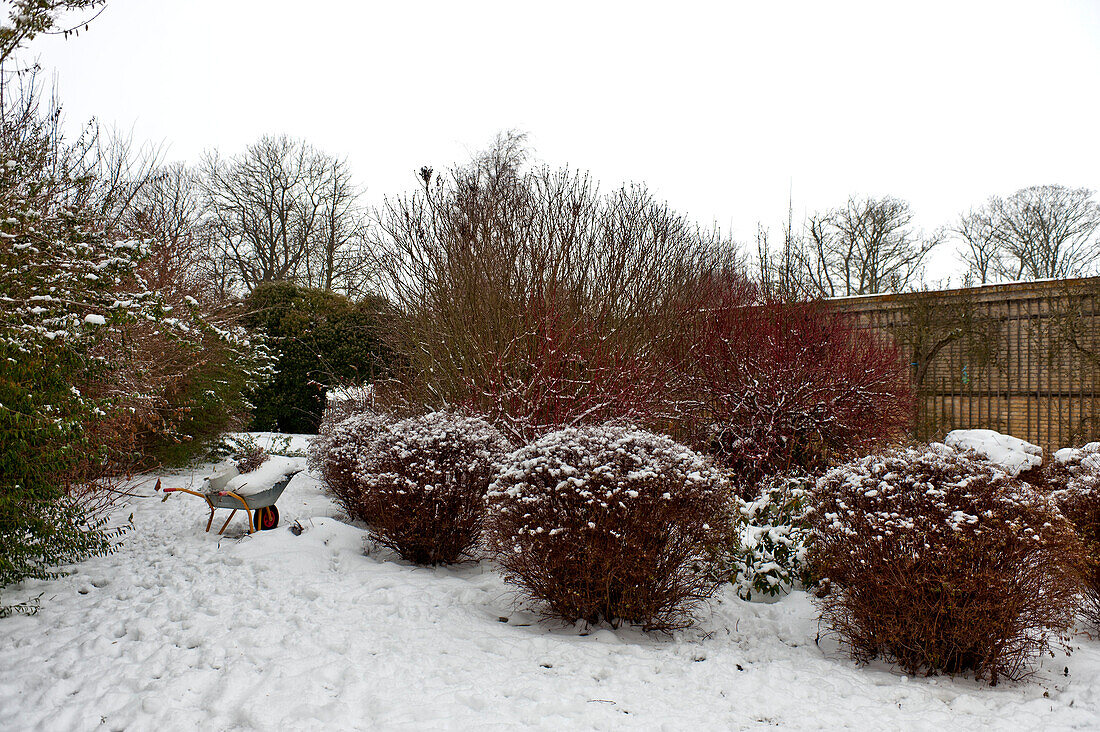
944, 429, 1042, 476
1055, 442, 1100, 466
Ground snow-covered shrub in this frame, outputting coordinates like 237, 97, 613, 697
0, 77, 149, 606
485, 424, 730, 630
1046, 442, 1100, 626
352, 411, 512, 564
688, 301, 913, 497
713, 472, 814, 601
811, 444, 1083, 684
308, 411, 391, 518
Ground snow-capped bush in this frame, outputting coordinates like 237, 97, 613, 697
485, 424, 730, 631
713, 472, 814, 601
351, 411, 512, 565
1045, 442, 1100, 626
691, 301, 913, 496
308, 411, 392, 519
811, 444, 1083, 684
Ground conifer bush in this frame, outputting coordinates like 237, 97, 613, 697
485, 424, 730, 631
811, 444, 1083, 684
349, 411, 511, 564
1046, 442, 1100, 626
243, 282, 392, 434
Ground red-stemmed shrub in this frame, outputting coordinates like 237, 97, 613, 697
485, 424, 731, 631
308, 411, 391, 518
457, 289, 679, 443
352, 411, 512, 564
688, 298, 913, 496
811, 444, 1084, 684
1046, 442, 1100, 626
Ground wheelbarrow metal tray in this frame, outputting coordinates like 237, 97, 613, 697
205, 480, 290, 509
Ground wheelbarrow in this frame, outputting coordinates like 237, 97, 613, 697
161, 460, 303, 534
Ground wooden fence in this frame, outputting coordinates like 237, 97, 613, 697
828, 278, 1100, 454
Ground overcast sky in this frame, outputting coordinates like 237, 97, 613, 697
26, 0, 1100, 283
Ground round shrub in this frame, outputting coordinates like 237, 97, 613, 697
307, 411, 391, 517
811, 444, 1083, 684
485, 424, 730, 631
353, 411, 511, 565
1046, 442, 1100, 626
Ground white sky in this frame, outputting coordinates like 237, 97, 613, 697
24, 0, 1100, 284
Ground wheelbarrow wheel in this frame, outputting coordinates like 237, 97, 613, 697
257, 505, 280, 531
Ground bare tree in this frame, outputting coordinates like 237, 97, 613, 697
1, 0, 107, 65
200, 135, 369, 295
799, 195, 939, 297
755, 196, 811, 301
955, 206, 1002, 286
977, 185, 1100, 281
369, 133, 742, 437
302, 156, 372, 297
123, 162, 219, 299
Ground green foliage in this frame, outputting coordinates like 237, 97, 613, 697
0, 343, 111, 613
711, 472, 815, 601
243, 282, 391, 434
137, 322, 270, 468
0, 92, 138, 610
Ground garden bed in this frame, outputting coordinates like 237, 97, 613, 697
1, 438, 1099, 730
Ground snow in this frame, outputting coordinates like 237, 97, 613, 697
944, 429, 1043, 476
2, 452, 1100, 730
82, 313, 105, 326
1055, 443, 1100, 466
223, 455, 302, 497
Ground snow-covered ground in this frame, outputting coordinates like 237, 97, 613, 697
2, 447, 1100, 730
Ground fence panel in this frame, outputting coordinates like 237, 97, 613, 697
828, 278, 1100, 453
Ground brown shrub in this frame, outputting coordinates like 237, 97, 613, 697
811, 444, 1084, 684
308, 411, 391, 518
233, 436, 270, 474
1046, 442, 1100, 626
485, 424, 731, 631
351, 411, 511, 565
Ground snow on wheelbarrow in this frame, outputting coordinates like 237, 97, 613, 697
161, 456, 303, 534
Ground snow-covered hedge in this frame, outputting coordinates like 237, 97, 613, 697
1046, 442, 1100, 626
308, 411, 392, 518
485, 424, 730, 631
351, 411, 512, 565
714, 472, 814, 601
811, 444, 1082, 684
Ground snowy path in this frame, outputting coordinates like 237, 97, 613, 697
2, 460, 1099, 731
